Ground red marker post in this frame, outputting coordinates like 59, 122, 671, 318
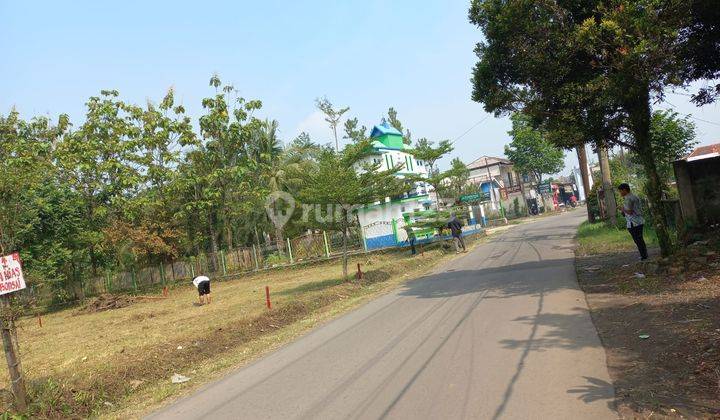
265, 286, 272, 310
356, 263, 363, 280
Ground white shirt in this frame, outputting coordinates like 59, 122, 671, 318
192, 276, 210, 288
623, 193, 644, 228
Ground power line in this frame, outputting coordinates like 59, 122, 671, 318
451, 115, 491, 144
690, 116, 720, 127
662, 100, 720, 127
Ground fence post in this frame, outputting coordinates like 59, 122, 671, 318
159, 263, 166, 286
252, 244, 260, 270
220, 250, 227, 276
189, 258, 195, 278
106, 271, 112, 293
323, 231, 330, 258
287, 238, 294, 264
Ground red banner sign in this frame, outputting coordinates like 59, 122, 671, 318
0, 253, 26, 295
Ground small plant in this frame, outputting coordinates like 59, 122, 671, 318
265, 252, 288, 266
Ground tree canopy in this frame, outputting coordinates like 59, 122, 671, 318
504, 113, 564, 184
468, 0, 713, 256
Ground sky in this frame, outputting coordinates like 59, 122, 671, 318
1, 0, 719, 175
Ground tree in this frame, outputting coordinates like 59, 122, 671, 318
299, 140, 409, 279
610, 110, 697, 193
197, 75, 263, 252
645, 110, 697, 184
469, 0, 701, 256
683, 0, 720, 105
409, 138, 454, 208
441, 158, 472, 199
387, 107, 412, 145
56, 90, 141, 286
343, 117, 367, 143
315, 97, 349, 152
504, 113, 564, 185
410, 138, 453, 176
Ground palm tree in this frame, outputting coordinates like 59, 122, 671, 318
248, 120, 315, 256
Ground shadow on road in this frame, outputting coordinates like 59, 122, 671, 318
399, 258, 575, 300
395, 255, 616, 416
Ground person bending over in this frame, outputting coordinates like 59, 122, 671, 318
192, 275, 212, 305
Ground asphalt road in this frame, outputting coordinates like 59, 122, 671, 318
150, 211, 616, 420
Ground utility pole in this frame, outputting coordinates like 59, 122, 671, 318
484, 157, 505, 217
597, 145, 617, 227
516, 171, 529, 215
576, 145, 595, 222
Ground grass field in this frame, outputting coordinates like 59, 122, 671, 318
1, 235, 488, 419
576, 220, 659, 255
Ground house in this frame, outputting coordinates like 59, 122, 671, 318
357, 121, 436, 250
673, 142, 720, 229
465, 155, 536, 208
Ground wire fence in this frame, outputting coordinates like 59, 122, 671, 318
18, 218, 487, 313
18, 228, 369, 311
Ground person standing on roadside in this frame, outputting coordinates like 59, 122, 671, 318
404, 225, 417, 255
617, 183, 648, 261
447, 213, 466, 253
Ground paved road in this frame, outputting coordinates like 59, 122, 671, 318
150, 211, 615, 420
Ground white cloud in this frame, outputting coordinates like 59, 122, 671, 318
294, 111, 334, 146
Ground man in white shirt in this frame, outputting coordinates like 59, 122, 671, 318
617, 183, 648, 260
192, 275, 212, 305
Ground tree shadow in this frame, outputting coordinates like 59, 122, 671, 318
567, 376, 616, 406
399, 258, 576, 301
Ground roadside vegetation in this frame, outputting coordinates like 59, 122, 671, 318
576, 225, 719, 418
0, 236, 484, 418
576, 221, 659, 256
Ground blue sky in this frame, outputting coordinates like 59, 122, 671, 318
2, 0, 718, 174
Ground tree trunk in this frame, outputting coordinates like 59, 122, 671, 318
225, 220, 233, 250
597, 145, 617, 227
576, 145, 594, 222
208, 214, 219, 272
1, 296, 27, 412
275, 227, 285, 256
628, 89, 672, 257
272, 200, 285, 254
343, 226, 347, 280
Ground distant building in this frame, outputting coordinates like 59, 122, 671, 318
674, 142, 720, 228
464, 155, 536, 208
357, 121, 435, 250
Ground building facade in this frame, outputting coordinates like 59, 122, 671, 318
465, 155, 536, 208
356, 121, 436, 250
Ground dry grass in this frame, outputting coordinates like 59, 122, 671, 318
1, 235, 488, 419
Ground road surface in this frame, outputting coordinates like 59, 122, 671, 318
150, 211, 615, 420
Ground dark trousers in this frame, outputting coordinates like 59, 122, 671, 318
410, 239, 416, 255
628, 224, 648, 260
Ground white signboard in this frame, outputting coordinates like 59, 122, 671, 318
0, 253, 26, 295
